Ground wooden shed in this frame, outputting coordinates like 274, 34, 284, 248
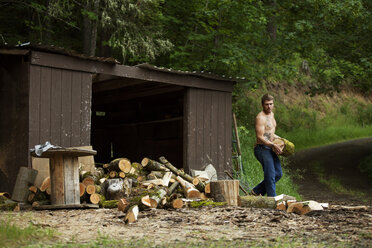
0, 46, 235, 194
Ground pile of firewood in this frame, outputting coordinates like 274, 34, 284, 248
80, 156, 214, 223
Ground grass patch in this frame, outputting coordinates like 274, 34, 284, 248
281, 125, 372, 151
310, 162, 366, 199
0, 217, 55, 247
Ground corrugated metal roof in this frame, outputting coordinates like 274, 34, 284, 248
136, 63, 243, 82
0, 43, 120, 64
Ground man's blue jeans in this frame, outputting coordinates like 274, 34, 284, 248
252, 144, 282, 197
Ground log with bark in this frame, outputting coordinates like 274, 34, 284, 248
141, 158, 169, 172
12, 167, 38, 202
240, 195, 297, 209
210, 180, 239, 206
176, 176, 200, 198
107, 158, 132, 173
159, 156, 205, 192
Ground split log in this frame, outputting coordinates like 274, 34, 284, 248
149, 188, 167, 208
141, 158, 169, 172
125, 205, 139, 224
141, 195, 152, 208
159, 156, 205, 192
205, 183, 211, 194
286, 200, 323, 215
12, 167, 38, 202
40, 177, 50, 192
118, 198, 130, 212
276, 201, 287, 211
176, 176, 200, 198
210, 180, 239, 206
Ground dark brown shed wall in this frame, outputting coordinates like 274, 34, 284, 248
29, 65, 92, 151
0, 55, 29, 193
184, 88, 232, 178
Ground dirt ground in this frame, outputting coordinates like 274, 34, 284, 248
1, 204, 371, 247
1, 139, 372, 247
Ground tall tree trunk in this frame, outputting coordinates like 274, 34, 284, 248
266, 0, 277, 41
83, 0, 100, 56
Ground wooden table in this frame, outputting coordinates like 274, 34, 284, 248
31, 148, 97, 206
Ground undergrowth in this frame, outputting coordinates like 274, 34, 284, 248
0, 217, 55, 247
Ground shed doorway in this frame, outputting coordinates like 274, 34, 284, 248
91, 74, 185, 169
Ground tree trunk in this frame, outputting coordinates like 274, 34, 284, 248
266, 0, 277, 41
210, 180, 239, 206
83, 0, 100, 56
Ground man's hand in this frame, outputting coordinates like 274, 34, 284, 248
272, 143, 283, 155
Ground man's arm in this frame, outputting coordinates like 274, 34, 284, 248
255, 116, 282, 154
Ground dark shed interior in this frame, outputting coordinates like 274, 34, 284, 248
91, 75, 185, 168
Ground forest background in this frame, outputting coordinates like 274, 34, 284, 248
1, 0, 371, 196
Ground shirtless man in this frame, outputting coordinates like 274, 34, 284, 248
251, 94, 283, 197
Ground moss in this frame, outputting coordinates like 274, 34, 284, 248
101, 200, 118, 208
190, 200, 227, 208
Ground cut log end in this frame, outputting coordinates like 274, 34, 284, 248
118, 198, 129, 212
141, 195, 152, 207
172, 198, 184, 209
86, 184, 96, 195
40, 177, 50, 192
79, 183, 86, 197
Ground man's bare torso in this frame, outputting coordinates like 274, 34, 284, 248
256, 111, 277, 144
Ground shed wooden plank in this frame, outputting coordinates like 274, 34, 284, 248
61, 70, 72, 147
71, 72, 82, 146
224, 93, 232, 178
203, 90, 212, 166
184, 88, 197, 172
210, 92, 219, 168
196, 89, 204, 170
30, 51, 234, 93
80, 73, 92, 146
29, 65, 41, 146
39, 67, 52, 143
50, 68, 62, 146
217, 91, 226, 178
